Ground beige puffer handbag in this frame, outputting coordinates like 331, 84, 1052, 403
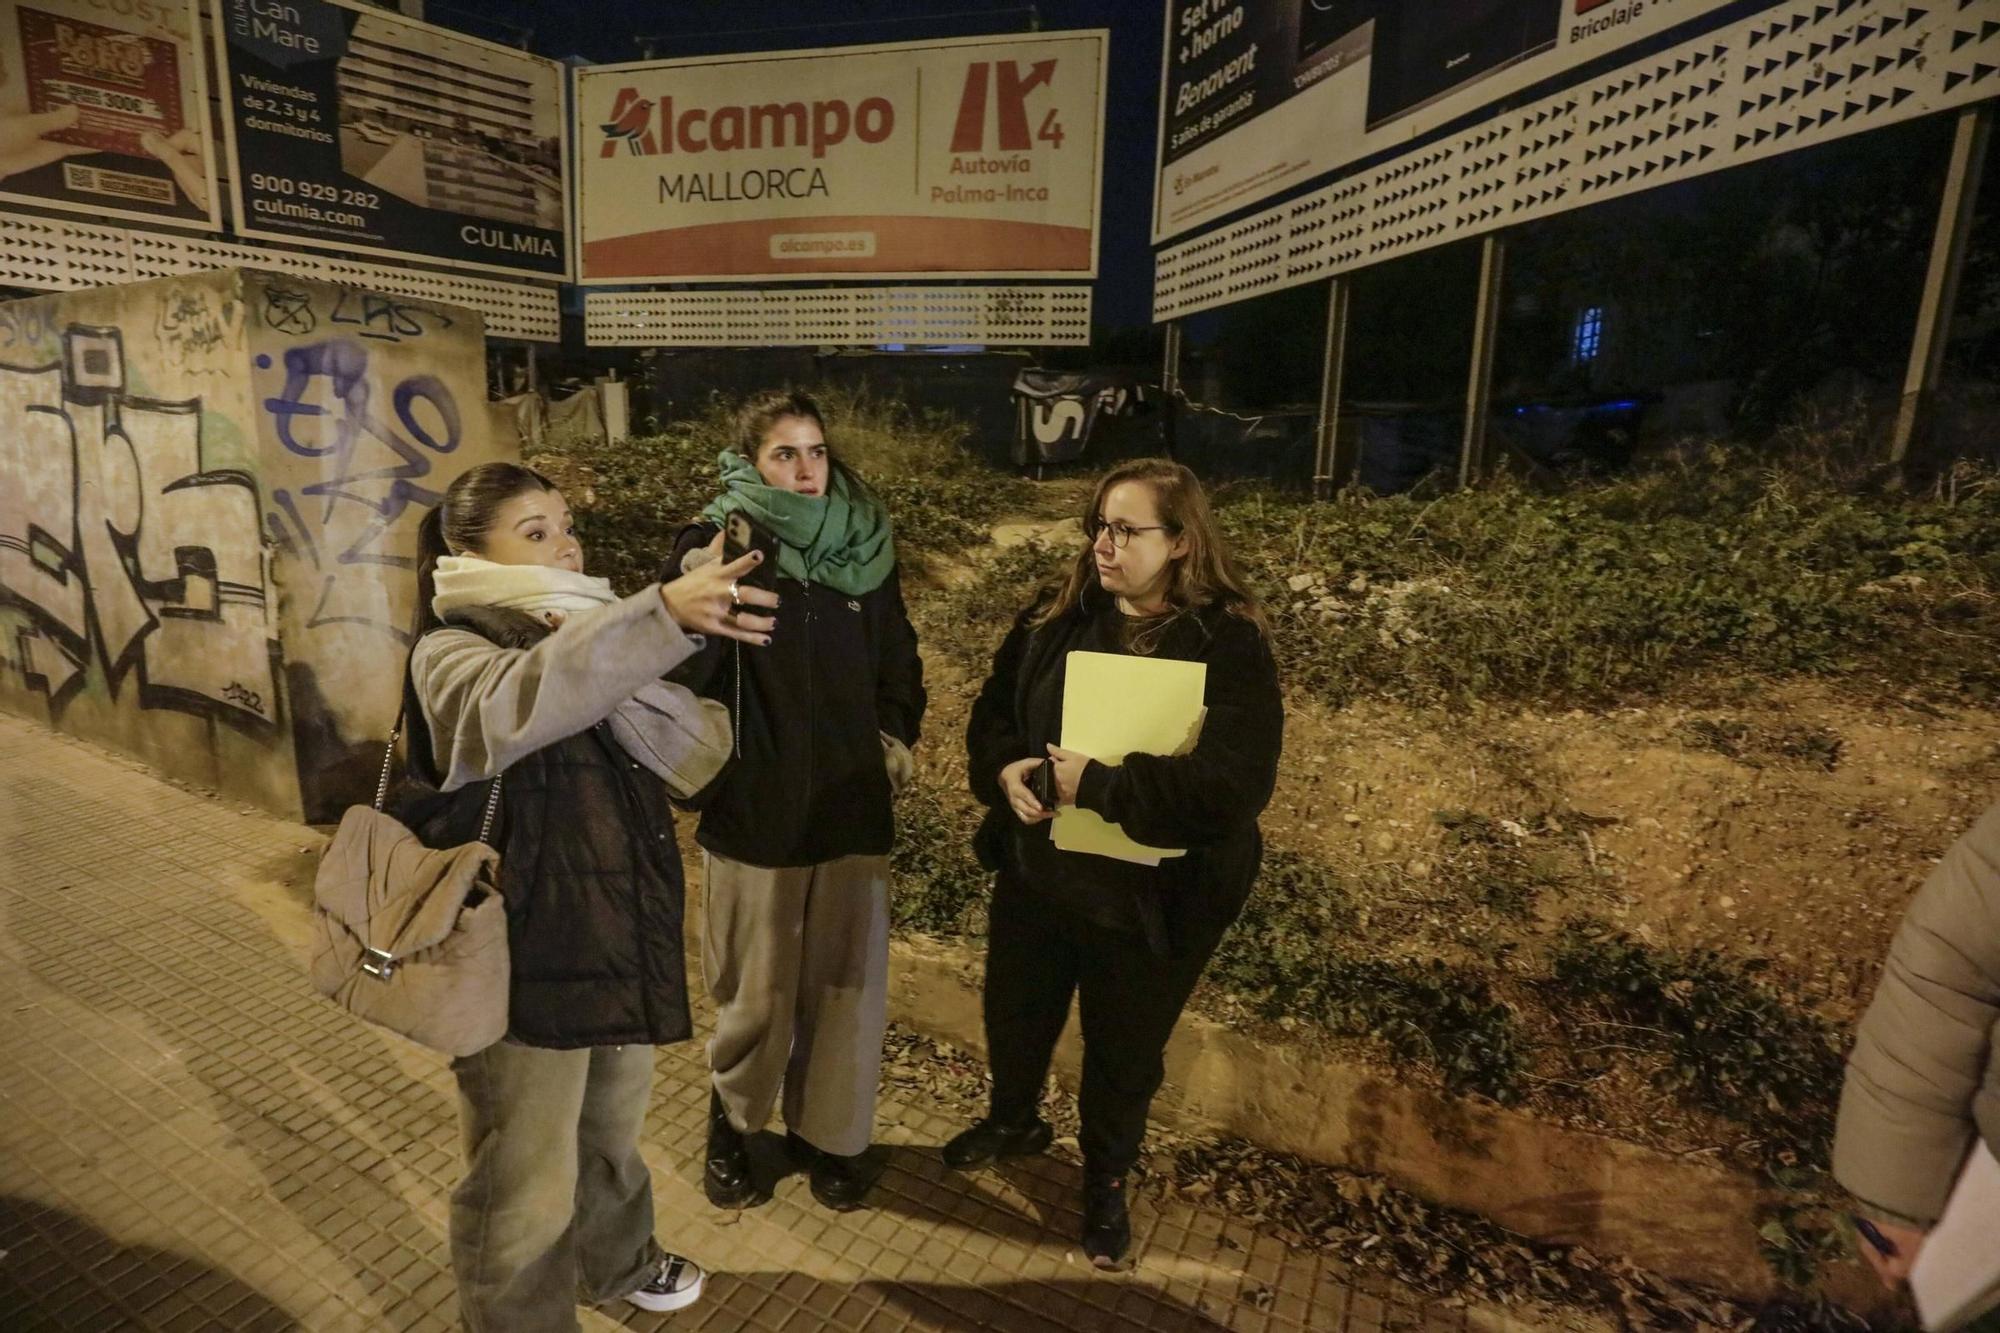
309, 718, 508, 1058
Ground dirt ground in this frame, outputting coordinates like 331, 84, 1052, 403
1262, 685, 2000, 1018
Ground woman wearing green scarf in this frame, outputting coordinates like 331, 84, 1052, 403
664, 390, 925, 1214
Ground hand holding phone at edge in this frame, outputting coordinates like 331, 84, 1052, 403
1854, 1213, 1926, 1290
1000, 757, 1053, 826
662, 549, 778, 645
1045, 745, 1088, 807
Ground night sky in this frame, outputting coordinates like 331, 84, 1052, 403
447, 0, 1167, 331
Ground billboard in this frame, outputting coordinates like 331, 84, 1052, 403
1153, 0, 1743, 243
575, 30, 1107, 283
0, 0, 220, 230
213, 0, 569, 279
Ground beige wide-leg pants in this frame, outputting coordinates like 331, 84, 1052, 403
702, 850, 890, 1158
449, 1041, 661, 1332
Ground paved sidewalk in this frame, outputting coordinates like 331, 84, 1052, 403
0, 713, 1497, 1333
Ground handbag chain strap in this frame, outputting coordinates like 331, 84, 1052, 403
475, 774, 503, 846
374, 709, 504, 848
373, 717, 401, 811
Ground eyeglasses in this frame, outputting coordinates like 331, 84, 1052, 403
1086, 516, 1176, 549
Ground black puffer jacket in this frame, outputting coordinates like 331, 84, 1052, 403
665, 521, 926, 868
399, 605, 691, 1049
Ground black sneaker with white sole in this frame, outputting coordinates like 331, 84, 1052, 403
1081, 1172, 1132, 1270
625, 1252, 705, 1313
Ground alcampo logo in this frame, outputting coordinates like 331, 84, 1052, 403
597, 88, 894, 158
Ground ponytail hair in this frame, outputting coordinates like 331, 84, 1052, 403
411, 461, 557, 638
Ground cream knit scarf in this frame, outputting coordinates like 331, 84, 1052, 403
430, 555, 618, 623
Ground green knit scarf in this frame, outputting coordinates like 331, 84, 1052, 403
700, 449, 896, 596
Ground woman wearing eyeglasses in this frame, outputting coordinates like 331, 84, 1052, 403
948, 458, 1284, 1269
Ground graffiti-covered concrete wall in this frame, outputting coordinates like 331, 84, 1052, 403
0, 269, 515, 820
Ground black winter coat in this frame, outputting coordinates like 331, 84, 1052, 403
966, 582, 1285, 956
397, 605, 692, 1050
665, 521, 926, 868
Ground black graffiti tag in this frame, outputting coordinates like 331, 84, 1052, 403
263, 285, 317, 337
331, 290, 455, 343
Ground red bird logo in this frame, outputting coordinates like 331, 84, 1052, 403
600, 91, 655, 155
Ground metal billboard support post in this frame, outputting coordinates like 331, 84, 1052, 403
1889, 101, 1993, 472
1459, 233, 1506, 490
1312, 277, 1354, 499
1162, 319, 1183, 459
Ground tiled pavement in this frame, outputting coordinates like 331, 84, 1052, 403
0, 713, 1522, 1333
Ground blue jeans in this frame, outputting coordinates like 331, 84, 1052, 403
449, 1041, 663, 1332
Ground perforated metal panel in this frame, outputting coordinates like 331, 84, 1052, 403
1156, 0, 2000, 321
0, 213, 560, 340
586, 286, 1093, 346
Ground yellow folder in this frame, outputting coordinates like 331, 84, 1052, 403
1052, 651, 1207, 865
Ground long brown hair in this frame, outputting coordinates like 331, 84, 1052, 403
1031, 458, 1268, 651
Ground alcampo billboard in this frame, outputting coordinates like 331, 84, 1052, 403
575, 30, 1107, 283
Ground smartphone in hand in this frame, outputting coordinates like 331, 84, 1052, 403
1029, 756, 1059, 811
1853, 1215, 1900, 1259
723, 511, 781, 600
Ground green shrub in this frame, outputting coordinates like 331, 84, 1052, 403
1216, 449, 2000, 708
889, 784, 989, 937
1209, 848, 1527, 1101
1551, 921, 1846, 1169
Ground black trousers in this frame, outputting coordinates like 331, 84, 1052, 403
981, 872, 1225, 1177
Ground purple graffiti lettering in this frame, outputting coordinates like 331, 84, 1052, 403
258, 337, 459, 643
393, 376, 462, 455
263, 338, 372, 458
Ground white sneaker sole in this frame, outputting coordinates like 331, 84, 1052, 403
626, 1268, 704, 1313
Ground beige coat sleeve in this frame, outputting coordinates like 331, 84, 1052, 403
410, 587, 703, 791
1833, 798, 2000, 1224
605, 681, 733, 799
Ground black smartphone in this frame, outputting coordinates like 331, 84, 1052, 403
1851, 1215, 1899, 1259
1029, 756, 1058, 811
722, 511, 780, 597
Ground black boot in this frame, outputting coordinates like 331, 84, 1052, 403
788, 1131, 875, 1211
704, 1089, 764, 1208
1081, 1170, 1131, 1270
941, 1115, 1055, 1170
810, 1148, 876, 1211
